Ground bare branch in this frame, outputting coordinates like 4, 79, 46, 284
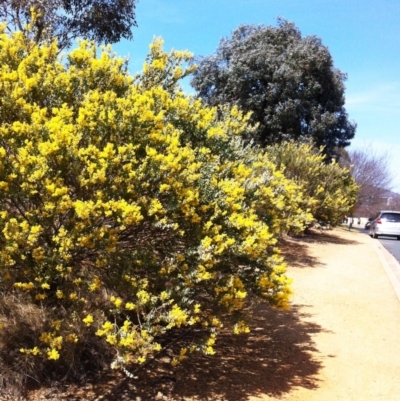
348, 143, 393, 216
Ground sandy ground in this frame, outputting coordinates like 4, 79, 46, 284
20, 227, 400, 400
169, 227, 400, 401
258, 227, 400, 401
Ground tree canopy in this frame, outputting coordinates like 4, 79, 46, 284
0, 0, 138, 49
191, 20, 356, 158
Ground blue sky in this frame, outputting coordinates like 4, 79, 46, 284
113, 0, 400, 192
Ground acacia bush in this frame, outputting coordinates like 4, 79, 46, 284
0, 29, 300, 385
265, 141, 358, 226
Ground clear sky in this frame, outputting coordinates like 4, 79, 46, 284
113, 0, 400, 192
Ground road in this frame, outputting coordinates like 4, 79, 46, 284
353, 225, 400, 264
378, 237, 400, 264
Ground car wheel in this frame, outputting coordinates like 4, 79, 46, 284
397, 237, 400, 241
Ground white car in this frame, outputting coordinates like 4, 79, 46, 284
369, 210, 400, 240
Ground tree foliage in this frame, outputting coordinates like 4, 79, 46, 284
191, 20, 356, 159
0, 0, 138, 49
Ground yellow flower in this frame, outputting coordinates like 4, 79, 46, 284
106, 334, 117, 345
82, 314, 94, 326
233, 321, 250, 334
52, 336, 63, 350
89, 277, 101, 291
160, 291, 169, 301
39, 332, 52, 343
125, 302, 135, 310
47, 348, 60, 360
69, 292, 78, 301
137, 290, 150, 305
51, 320, 61, 330
101, 321, 114, 332
121, 320, 131, 333
159, 183, 170, 192
110, 295, 123, 308
66, 334, 78, 343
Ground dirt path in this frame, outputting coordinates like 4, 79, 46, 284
252, 227, 400, 401
24, 227, 400, 400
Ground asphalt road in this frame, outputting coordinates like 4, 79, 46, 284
356, 226, 400, 263
378, 237, 400, 264
353, 225, 400, 264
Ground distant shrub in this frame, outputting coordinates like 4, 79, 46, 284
265, 141, 358, 226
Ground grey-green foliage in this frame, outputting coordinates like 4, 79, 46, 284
191, 19, 356, 159
0, 0, 138, 50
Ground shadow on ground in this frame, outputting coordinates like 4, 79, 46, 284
300, 228, 361, 246
279, 227, 361, 270
279, 236, 322, 269
99, 303, 327, 401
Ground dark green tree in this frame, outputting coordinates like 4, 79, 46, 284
0, 0, 138, 50
191, 20, 356, 158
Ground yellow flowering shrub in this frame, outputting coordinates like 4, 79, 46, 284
266, 141, 358, 226
0, 30, 296, 382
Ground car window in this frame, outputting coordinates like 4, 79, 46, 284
381, 213, 400, 222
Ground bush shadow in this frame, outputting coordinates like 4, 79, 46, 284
278, 228, 362, 270
292, 228, 361, 245
175, 303, 325, 400
279, 236, 322, 269
110, 302, 328, 401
